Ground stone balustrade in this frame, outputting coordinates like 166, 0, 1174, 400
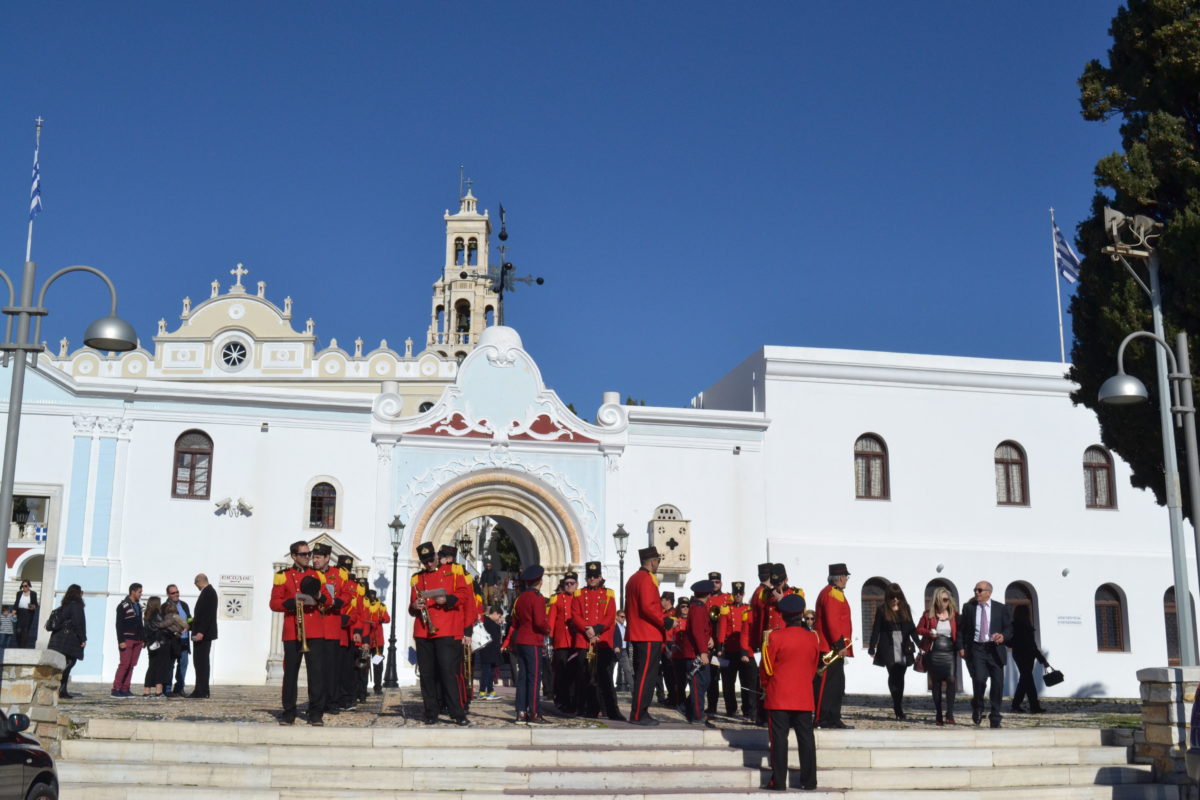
0, 648, 67, 755
1136, 665, 1200, 796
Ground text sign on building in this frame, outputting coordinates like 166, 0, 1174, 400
220, 574, 253, 586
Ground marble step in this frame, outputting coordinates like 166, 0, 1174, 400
512, 763, 1155, 791
77, 717, 1109, 750
57, 760, 519, 791
60, 738, 1131, 770
59, 783, 1182, 800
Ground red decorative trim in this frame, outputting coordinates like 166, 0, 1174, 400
6, 547, 31, 568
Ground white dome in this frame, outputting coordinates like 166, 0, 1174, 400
477, 326, 523, 352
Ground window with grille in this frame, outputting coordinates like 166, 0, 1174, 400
1084, 446, 1116, 509
1095, 584, 1125, 652
172, 430, 213, 499
860, 579, 888, 649
854, 434, 889, 499
309, 482, 337, 529
994, 441, 1029, 506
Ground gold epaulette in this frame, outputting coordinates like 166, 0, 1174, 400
651, 573, 660, 586
549, 594, 559, 605
273, 571, 286, 586
573, 589, 582, 597
339, 567, 349, 580
410, 574, 419, 586
606, 588, 615, 599
317, 572, 327, 585
794, 587, 806, 599
451, 564, 464, 576
720, 605, 730, 615
357, 584, 365, 596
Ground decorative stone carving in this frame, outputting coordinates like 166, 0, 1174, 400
96, 416, 122, 436
376, 442, 394, 465
71, 414, 96, 435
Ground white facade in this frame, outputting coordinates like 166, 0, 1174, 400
0, 194, 1187, 698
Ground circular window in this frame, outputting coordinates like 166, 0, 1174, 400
220, 341, 249, 370
418, 401, 435, 413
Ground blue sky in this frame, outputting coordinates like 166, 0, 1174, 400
2, 2, 1123, 416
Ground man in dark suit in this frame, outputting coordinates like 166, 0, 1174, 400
166, 584, 192, 697
957, 580, 1013, 728
189, 573, 219, 698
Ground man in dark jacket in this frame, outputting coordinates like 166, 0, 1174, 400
167, 584, 192, 697
189, 573, 219, 699
958, 580, 1013, 728
111, 583, 144, 698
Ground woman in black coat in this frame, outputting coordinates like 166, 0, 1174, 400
867, 583, 920, 720
1007, 604, 1048, 713
47, 584, 86, 698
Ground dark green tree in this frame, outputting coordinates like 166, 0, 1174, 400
1069, 0, 1200, 519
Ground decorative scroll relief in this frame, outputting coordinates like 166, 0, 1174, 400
71, 414, 96, 435
395, 452, 602, 560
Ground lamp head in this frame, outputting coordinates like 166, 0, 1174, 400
388, 515, 405, 547
612, 523, 629, 557
83, 315, 138, 352
1098, 372, 1149, 405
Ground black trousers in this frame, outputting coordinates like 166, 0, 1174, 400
1012, 655, 1042, 710
415, 636, 464, 722
767, 710, 816, 790
968, 642, 1004, 725
705, 663, 721, 711
552, 648, 581, 711
313, 639, 339, 711
721, 653, 758, 717
59, 656, 77, 694
281, 639, 324, 722
686, 659, 710, 721
815, 657, 845, 726
577, 647, 622, 718
192, 639, 212, 696
515, 643, 543, 717
629, 640, 662, 722
659, 648, 677, 703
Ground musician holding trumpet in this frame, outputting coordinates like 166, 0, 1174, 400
409, 541, 471, 726
269, 540, 330, 726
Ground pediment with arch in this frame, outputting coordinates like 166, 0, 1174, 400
271, 532, 369, 579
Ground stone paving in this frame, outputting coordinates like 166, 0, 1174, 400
57, 682, 1142, 730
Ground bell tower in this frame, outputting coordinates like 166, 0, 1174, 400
427, 186, 499, 359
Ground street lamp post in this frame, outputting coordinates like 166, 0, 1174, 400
1100, 331, 1200, 664
1099, 207, 1199, 665
0, 261, 136, 621
613, 524, 629, 607
383, 515, 405, 689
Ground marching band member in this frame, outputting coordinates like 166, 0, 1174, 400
571, 561, 624, 720
309, 545, 346, 715
269, 540, 329, 726
749, 562, 773, 652
511, 564, 550, 723
721, 581, 758, 719
704, 571, 732, 714
409, 542, 470, 726
760, 593, 819, 791
813, 563, 854, 729
548, 573, 579, 714
625, 546, 669, 726
681, 581, 715, 726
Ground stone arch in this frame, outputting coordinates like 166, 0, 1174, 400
407, 469, 583, 588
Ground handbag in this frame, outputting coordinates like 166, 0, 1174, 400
1043, 665, 1064, 686
470, 623, 492, 651
913, 652, 927, 673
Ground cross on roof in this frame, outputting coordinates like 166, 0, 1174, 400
231, 263, 249, 286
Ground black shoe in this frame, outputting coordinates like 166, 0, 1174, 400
703, 719, 717, 728
1011, 704, 1026, 713
630, 715, 660, 726
279, 717, 295, 726
423, 717, 437, 725
895, 711, 906, 721
972, 709, 982, 725
308, 718, 324, 726
454, 717, 470, 726
325, 707, 340, 715
823, 721, 853, 729
58, 691, 72, 699
188, 692, 210, 699
528, 715, 549, 725
990, 721, 1001, 729
607, 711, 627, 722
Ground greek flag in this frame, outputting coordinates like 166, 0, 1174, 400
1054, 222, 1081, 283
29, 143, 42, 220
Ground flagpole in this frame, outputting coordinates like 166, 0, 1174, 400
1051, 207, 1066, 364
25, 117, 42, 263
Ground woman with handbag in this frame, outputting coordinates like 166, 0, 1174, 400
13, 580, 38, 648
1007, 604, 1048, 713
867, 583, 919, 720
47, 584, 86, 699
916, 587, 959, 726
141, 596, 177, 697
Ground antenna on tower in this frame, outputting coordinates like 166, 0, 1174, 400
458, 165, 465, 198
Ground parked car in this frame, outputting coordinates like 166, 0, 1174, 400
0, 713, 57, 800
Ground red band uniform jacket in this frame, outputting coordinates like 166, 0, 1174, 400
409, 564, 469, 639
512, 588, 551, 646
760, 625, 821, 710
570, 584, 617, 649
625, 569, 665, 642
547, 591, 576, 649
678, 601, 712, 660
814, 584, 854, 657
270, 566, 329, 642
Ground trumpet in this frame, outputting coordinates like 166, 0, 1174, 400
355, 644, 372, 670
817, 637, 849, 675
420, 603, 438, 636
296, 602, 309, 653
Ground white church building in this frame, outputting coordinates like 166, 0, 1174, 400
0, 190, 1190, 698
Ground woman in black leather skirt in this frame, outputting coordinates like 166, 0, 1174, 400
916, 587, 959, 725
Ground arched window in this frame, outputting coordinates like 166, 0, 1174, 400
309, 482, 336, 529
454, 299, 471, 335
854, 434, 889, 499
1095, 584, 1127, 652
1084, 446, 1116, 509
994, 441, 1029, 506
418, 401, 434, 413
1164, 587, 1198, 666
484, 305, 495, 327
467, 238, 478, 266
1005, 581, 1038, 633
454, 238, 464, 266
172, 430, 213, 499
860, 578, 889, 650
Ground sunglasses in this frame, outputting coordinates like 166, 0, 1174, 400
973, 588, 988, 593
295, 551, 312, 558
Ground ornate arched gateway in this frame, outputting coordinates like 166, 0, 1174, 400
408, 468, 584, 585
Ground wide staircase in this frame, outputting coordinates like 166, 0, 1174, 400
59, 718, 1176, 799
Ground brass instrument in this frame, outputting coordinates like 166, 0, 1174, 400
295, 600, 309, 653
586, 640, 597, 680
463, 629, 473, 691
355, 644, 372, 669
709, 605, 723, 622
420, 603, 438, 636
817, 637, 849, 675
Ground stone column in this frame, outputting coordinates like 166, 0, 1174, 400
1136, 666, 1200, 791
0, 649, 67, 755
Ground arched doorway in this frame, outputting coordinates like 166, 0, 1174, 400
407, 469, 583, 594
